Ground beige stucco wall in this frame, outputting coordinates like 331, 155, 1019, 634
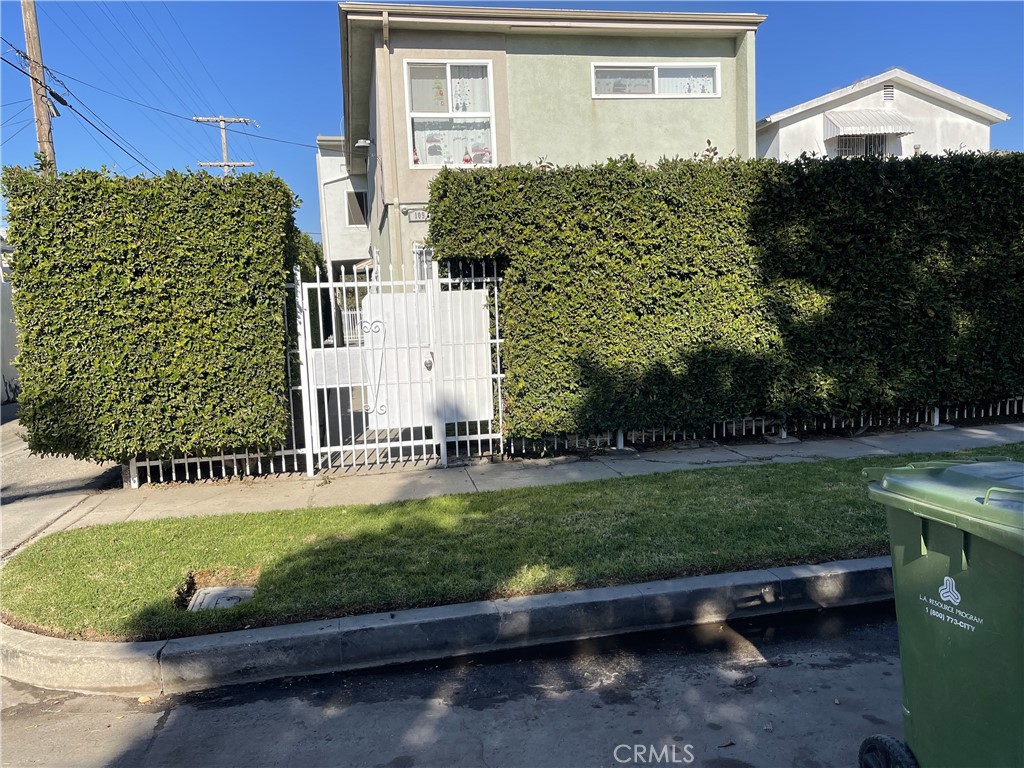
758, 84, 994, 160
370, 29, 512, 273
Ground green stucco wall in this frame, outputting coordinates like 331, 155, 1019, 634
505, 34, 752, 164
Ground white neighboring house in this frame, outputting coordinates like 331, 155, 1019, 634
316, 136, 372, 273
756, 68, 1010, 160
1, 228, 18, 403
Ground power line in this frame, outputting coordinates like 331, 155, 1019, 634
2, 41, 159, 174
40, 67, 160, 174
65, 106, 120, 168
2, 121, 33, 146
2, 98, 31, 107
38, 4, 214, 163
1, 56, 159, 175
38, 64, 318, 149
131, 4, 219, 119
94, 1, 219, 157
158, 2, 262, 171
94, 3, 196, 120
2, 103, 32, 126
223, 128, 317, 149
4, 33, 317, 171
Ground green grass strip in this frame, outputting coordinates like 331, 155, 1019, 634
2, 443, 1021, 641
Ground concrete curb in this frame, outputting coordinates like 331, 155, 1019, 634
1, 556, 893, 697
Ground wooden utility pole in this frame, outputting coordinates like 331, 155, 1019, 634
193, 116, 254, 176
21, 0, 56, 173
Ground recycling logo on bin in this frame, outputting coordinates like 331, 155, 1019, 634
919, 576, 983, 632
938, 576, 961, 606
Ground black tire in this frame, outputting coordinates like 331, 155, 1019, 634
859, 735, 919, 768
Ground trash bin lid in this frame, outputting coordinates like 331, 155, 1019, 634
877, 461, 1024, 530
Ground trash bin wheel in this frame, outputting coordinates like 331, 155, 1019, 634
858, 735, 918, 768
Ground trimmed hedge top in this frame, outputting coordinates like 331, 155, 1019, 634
2, 167, 299, 462
428, 154, 1024, 437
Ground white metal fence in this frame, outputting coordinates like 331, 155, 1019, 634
126, 247, 1022, 486
295, 255, 504, 472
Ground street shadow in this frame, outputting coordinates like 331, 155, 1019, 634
99, 584, 899, 767
0, 470, 121, 504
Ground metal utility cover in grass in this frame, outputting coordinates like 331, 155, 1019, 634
187, 587, 256, 612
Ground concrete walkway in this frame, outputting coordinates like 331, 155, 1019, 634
2, 411, 1021, 558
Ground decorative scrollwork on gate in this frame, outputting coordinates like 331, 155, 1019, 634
360, 319, 388, 415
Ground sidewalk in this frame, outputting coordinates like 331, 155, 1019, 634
3, 408, 1022, 557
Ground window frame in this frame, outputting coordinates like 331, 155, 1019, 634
404, 59, 497, 170
591, 62, 721, 100
836, 134, 887, 158
345, 190, 368, 228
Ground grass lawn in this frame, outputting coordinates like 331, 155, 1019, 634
2, 443, 1021, 641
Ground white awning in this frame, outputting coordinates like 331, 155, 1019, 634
824, 109, 914, 138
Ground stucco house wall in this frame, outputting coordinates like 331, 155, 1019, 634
316, 137, 372, 270
504, 33, 753, 167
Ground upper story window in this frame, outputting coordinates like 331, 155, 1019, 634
592, 63, 720, 99
406, 61, 495, 168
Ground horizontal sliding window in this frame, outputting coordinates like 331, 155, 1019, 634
592, 63, 720, 99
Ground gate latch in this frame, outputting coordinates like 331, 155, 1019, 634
424, 352, 434, 371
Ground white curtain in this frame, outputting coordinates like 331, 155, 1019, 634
594, 68, 654, 95
450, 65, 489, 112
658, 67, 716, 95
412, 118, 492, 165
409, 64, 448, 112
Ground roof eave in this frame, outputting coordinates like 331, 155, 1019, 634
757, 67, 1010, 128
339, 3, 766, 32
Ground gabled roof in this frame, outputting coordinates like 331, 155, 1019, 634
756, 68, 1010, 130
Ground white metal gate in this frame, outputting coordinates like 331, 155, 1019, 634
294, 254, 503, 472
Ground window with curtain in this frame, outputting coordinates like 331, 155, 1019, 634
593, 63, 720, 98
408, 62, 494, 167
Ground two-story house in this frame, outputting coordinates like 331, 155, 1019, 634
756, 68, 1010, 160
338, 2, 766, 275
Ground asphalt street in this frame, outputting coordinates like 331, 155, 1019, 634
1, 604, 903, 768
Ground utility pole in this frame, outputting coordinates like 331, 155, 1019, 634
21, 0, 56, 173
193, 116, 254, 176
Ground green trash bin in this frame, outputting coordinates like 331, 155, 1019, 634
858, 459, 1024, 768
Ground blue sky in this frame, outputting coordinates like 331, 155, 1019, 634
2, 1, 1022, 237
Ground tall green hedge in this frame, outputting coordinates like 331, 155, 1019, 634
428, 153, 1024, 437
2, 167, 298, 462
